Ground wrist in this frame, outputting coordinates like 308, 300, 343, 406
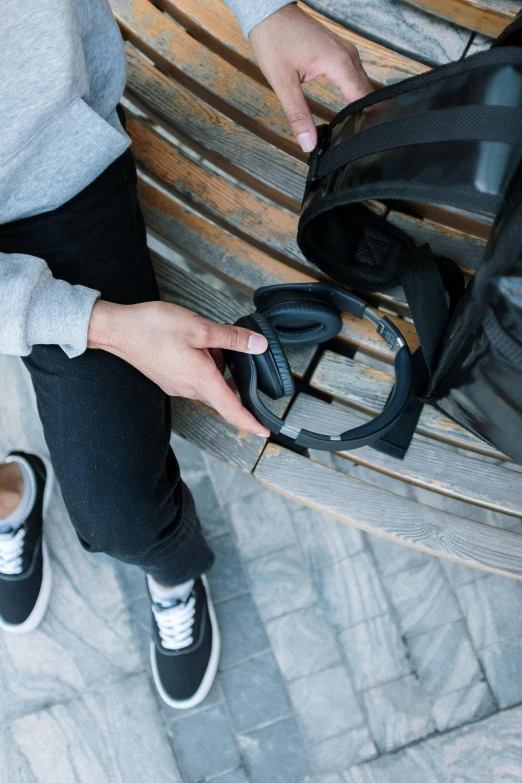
87, 299, 130, 354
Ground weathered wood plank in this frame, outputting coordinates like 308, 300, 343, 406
152, 252, 317, 378
158, 0, 429, 104
128, 113, 304, 266
288, 393, 521, 515
170, 398, 265, 470
403, 0, 517, 37
125, 45, 305, 210
138, 177, 421, 360
308, 0, 471, 65
111, 0, 319, 155
310, 350, 504, 457
254, 444, 522, 578
387, 211, 487, 274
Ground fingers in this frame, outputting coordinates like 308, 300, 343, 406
205, 372, 270, 437
192, 319, 268, 354
271, 72, 317, 153
325, 44, 373, 103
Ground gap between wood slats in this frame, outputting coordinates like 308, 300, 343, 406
254, 444, 522, 579
402, 0, 517, 37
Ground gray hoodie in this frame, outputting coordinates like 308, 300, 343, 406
1, 0, 290, 358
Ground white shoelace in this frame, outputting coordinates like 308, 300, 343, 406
153, 593, 197, 650
0, 527, 25, 575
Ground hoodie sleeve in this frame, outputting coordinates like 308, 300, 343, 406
223, 0, 294, 37
0, 252, 100, 358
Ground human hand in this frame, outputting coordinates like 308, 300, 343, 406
88, 299, 271, 437
249, 3, 372, 152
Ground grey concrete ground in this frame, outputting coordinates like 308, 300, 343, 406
2, 353, 522, 783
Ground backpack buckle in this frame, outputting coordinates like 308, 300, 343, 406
308, 124, 330, 183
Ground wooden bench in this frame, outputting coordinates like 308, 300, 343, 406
110, 0, 522, 579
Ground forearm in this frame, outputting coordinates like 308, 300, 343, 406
0, 252, 99, 357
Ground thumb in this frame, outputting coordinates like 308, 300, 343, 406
272, 72, 317, 153
193, 320, 268, 354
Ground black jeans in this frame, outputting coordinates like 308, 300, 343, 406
0, 150, 214, 585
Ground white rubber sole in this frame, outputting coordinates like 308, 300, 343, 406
150, 575, 221, 710
0, 454, 54, 634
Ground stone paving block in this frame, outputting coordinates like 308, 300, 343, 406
288, 665, 364, 745
362, 675, 435, 753
408, 620, 482, 698
220, 653, 291, 733
207, 455, 260, 506
171, 433, 208, 478
310, 728, 377, 775
167, 704, 240, 782
314, 775, 344, 783
228, 488, 297, 561
238, 718, 312, 783
0, 674, 182, 783
215, 595, 270, 669
384, 559, 461, 639
316, 552, 388, 633
187, 472, 230, 541
339, 615, 411, 691
207, 533, 249, 604
367, 534, 428, 577
293, 507, 364, 570
114, 559, 147, 603
343, 704, 522, 783
245, 546, 316, 622
439, 558, 489, 589
431, 681, 496, 732
214, 770, 249, 783
480, 634, 522, 709
456, 575, 522, 650
266, 606, 341, 682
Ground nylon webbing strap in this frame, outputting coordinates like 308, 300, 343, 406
371, 245, 465, 460
315, 105, 522, 182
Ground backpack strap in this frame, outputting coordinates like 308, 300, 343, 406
493, 10, 522, 48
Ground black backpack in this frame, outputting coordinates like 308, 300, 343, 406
298, 11, 522, 464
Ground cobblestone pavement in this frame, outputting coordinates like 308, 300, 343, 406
1, 354, 522, 782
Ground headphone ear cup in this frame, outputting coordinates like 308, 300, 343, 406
249, 313, 294, 400
259, 300, 342, 345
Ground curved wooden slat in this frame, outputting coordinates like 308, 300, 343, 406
127, 113, 304, 266
288, 393, 520, 515
124, 45, 305, 210
310, 350, 505, 457
255, 444, 522, 578
111, 0, 319, 155
138, 177, 420, 359
403, 0, 517, 37
157, 0, 429, 113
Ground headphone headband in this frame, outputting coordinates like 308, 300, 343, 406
225, 282, 412, 451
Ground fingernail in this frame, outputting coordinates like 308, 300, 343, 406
248, 334, 267, 352
297, 132, 315, 152
255, 432, 268, 438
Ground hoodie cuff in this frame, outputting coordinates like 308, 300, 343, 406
232, 0, 294, 37
25, 272, 100, 358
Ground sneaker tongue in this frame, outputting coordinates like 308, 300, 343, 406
0, 524, 16, 536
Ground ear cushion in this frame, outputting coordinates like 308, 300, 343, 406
250, 312, 295, 399
259, 300, 342, 345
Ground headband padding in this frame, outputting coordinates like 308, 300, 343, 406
260, 299, 342, 345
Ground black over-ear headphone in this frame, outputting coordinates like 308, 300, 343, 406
224, 282, 413, 451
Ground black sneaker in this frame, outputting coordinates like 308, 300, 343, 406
149, 575, 220, 709
0, 452, 53, 633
